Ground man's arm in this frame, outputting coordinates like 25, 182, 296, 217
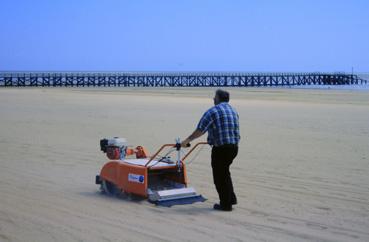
182, 108, 212, 147
181, 129, 204, 147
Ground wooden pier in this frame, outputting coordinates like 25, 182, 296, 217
0, 72, 367, 87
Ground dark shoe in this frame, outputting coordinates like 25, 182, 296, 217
231, 194, 237, 205
213, 203, 232, 211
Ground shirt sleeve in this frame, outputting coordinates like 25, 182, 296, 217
196, 109, 213, 132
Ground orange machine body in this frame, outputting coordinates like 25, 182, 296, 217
97, 143, 203, 198
99, 160, 188, 197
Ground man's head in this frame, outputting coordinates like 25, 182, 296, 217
213, 89, 230, 105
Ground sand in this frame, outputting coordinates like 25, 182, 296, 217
0, 87, 369, 242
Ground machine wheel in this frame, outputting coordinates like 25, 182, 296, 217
101, 180, 120, 196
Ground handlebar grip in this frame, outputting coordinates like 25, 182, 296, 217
175, 142, 191, 149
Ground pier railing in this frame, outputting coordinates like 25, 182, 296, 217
0, 72, 367, 87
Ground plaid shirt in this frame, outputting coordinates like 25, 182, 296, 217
197, 102, 240, 146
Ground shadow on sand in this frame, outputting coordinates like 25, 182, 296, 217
78, 189, 214, 214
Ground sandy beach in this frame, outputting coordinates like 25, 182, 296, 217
0, 87, 369, 242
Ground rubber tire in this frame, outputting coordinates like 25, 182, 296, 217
101, 180, 120, 196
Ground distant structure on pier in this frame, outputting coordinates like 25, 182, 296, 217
0, 72, 367, 87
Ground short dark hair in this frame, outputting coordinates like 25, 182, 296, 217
215, 89, 230, 102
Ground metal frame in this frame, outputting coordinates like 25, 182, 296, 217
0, 72, 367, 87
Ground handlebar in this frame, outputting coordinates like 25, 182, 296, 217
144, 142, 207, 166
181, 142, 207, 162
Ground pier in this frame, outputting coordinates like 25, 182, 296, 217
0, 72, 367, 87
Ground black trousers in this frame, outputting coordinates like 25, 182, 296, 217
211, 144, 238, 208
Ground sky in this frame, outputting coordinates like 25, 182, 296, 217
0, 0, 368, 72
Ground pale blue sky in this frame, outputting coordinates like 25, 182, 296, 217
1, 0, 368, 72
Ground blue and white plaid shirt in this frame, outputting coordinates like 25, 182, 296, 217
197, 102, 240, 146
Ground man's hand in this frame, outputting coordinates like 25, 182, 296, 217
181, 138, 191, 148
181, 129, 205, 147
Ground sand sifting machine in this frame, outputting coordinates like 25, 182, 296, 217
96, 137, 207, 206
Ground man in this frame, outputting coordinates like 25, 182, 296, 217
181, 89, 240, 211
